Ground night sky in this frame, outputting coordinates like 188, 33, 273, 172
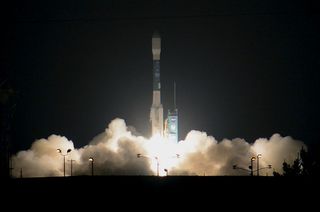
2, 0, 319, 152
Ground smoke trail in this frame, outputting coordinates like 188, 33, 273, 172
11, 118, 305, 177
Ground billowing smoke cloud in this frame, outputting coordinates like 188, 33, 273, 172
171, 132, 305, 176
12, 135, 76, 177
12, 118, 305, 177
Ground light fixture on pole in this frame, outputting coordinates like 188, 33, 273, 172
68, 159, 75, 176
57, 148, 72, 177
233, 155, 272, 176
257, 154, 262, 176
137, 153, 179, 176
137, 154, 160, 176
164, 169, 168, 176
89, 157, 94, 176
250, 156, 256, 176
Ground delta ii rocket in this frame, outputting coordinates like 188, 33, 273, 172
150, 31, 163, 136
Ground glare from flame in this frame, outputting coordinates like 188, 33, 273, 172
143, 133, 180, 176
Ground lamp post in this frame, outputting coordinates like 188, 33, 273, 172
57, 148, 72, 177
250, 156, 256, 176
164, 169, 168, 176
137, 153, 179, 176
68, 159, 75, 176
233, 155, 272, 176
89, 157, 94, 176
137, 154, 159, 176
163, 154, 179, 176
257, 154, 262, 176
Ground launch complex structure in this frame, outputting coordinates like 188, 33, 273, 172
150, 31, 178, 143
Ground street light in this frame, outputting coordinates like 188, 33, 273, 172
164, 169, 168, 176
137, 153, 180, 176
250, 157, 256, 176
257, 154, 262, 176
57, 148, 72, 177
89, 157, 94, 176
137, 154, 159, 176
233, 155, 272, 176
68, 159, 75, 176
164, 154, 180, 176
233, 164, 252, 174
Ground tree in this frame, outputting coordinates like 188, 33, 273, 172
273, 147, 320, 176
282, 158, 302, 176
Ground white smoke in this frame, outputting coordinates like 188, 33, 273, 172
171, 132, 305, 176
12, 134, 77, 177
11, 118, 305, 177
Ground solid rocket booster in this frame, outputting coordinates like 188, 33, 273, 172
150, 32, 163, 136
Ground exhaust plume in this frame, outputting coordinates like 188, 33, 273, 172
12, 118, 305, 177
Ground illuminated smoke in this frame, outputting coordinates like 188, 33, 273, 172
171, 132, 305, 176
11, 118, 305, 177
11, 135, 76, 177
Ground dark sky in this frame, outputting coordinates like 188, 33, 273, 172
2, 0, 320, 152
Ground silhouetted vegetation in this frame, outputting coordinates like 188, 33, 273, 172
273, 147, 320, 176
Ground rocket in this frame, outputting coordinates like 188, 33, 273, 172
150, 31, 163, 136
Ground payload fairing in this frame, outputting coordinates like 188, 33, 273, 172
150, 32, 163, 136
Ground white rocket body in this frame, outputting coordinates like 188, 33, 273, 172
150, 32, 163, 136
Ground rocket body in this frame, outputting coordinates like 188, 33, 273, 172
150, 32, 163, 136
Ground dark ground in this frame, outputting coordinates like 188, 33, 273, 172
2, 176, 318, 206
